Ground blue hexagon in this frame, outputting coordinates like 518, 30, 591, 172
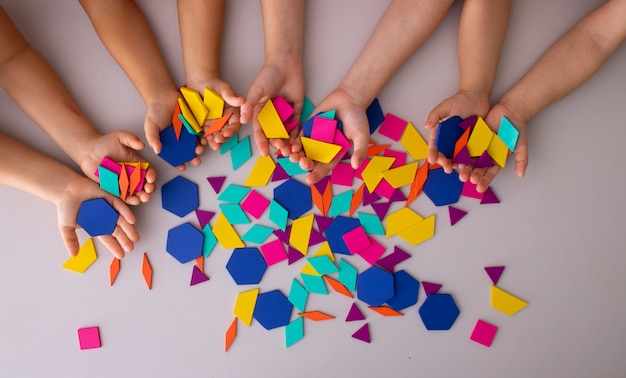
356, 266, 394, 307
166, 223, 204, 264
423, 168, 463, 206
77, 198, 118, 236
253, 290, 293, 330
161, 176, 199, 217
418, 293, 460, 330
386, 270, 420, 311
226, 248, 267, 285
157, 126, 197, 167
273, 178, 311, 220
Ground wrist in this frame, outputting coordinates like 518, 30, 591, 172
336, 81, 373, 110
498, 93, 532, 125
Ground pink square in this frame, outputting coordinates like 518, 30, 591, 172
342, 226, 370, 254
383, 150, 407, 168
241, 190, 270, 219
470, 319, 498, 347
378, 113, 407, 141
311, 117, 337, 143
331, 163, 354, 187
354, 157, 370, 181
273, 96, 295, 122
284, 117, 299, 133
260, 239, 287, 266
461, 180, 484, 200
332, 129, 351, 161
356, 237, 386, 265
374, 179, 395, 199
78, 327, 101, 350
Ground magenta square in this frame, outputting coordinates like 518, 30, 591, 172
356, 237, 386, 265
331, 163, 354, 187
273, 96, 295, 122
378, 113, 407, 141
461, 180, 484, 200
332, 129, 351, 161
470, 319, 498, 347
383, 150, 407, 168
260, 239, 287, 266
311, 117, 337, 143
342, 226, 371, 254
241, 190, 270, 219
354, 157, 370, 181
374, 179, 395, 199
78, 327, 101, 350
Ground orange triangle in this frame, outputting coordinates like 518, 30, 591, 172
324, 276, 353, 298
129, 160, 142, 196
172, 101, 183, 141
429, 163, 442, 170
225, 318, 237, 352
118, 163, 129, 201
109, 257, 120, 286
298, 311, 335, 321
204, 112, 232, 137
349, 183, 364, 217
453, 127, 471, 158
368, 306, 404, 317
311, 183, 325, 214
367, 144, 391, 156
195, 256, 204, 272
406, 162, 428, 206
142, 253, 153, 290
322, 180, 333, 216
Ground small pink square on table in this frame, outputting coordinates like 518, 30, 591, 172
354, 157, 370, 181
356, 237, 385, 265
241, 190, 270, 219
260, 239, 287, 266
378, 113, 408, 141
331, 163, 354, 187
470, 319, 498, 347
342, 226, 371, 254
78, 326, 101, 350
374, 179, 395, 199
311, 117, 337, 143
383, 150, 407, 168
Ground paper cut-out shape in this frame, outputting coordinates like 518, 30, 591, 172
342, 226, 371, 255
63, 238, 97, 273
234, 288, 259, 327
368, 306, 403, 317
290, 214, 315, 255
288, 279, 308, 312
485, 266, 505, 285
253, 290, 294, 330
77, 198, 118, 237
203, 113, 232, 137
328, 190, 353, 217
158, 126, 197, 167
422, 281, 442, 296
386, 270, 420, 311
274, 179, 312, 220
346, 303, 365, 322
161, 176, 199, 217
356, 266, 394, 307
301, 137, 342, 163
230, 135, 252, 170
142, 253, 152, 290
491, 286, 527, 316
220, 133, 239, 154
203, 87, 225, 119
396, 214, 435, 246
98, 166, 120, 197
366, 98, 384, 134
448, 206, 468, 226
301, 274, 328, 294
323, 276, 353, 298
244, 155, 276, 187
356, 212, 385, 236
361, 156, 395, 192
201, 224, 218, 258
423, 168, 463, 206
356, 237, 385, 266
258, 99, 289, 138
466, 116, 494, 157
311, 117, 338, 142
382, 161, 419, 188
166, 223, 204, 264
180, 87, 208, 125
498, 115, 519, 151
435, 116, 464, 159
285, 316, 304, 348
225, 318, 237, 352
194, 210, 215, 229
470, 319, 498, 347
226, 248, 267, 285
288, 246, 305, 265
172, 102, 183, 140
400, 122, 428, 160
418, 293, 460, 330
378, 113, 407, 141
385, 207, 423, 237
218, 184, 250, 203
351, 323, 371, 343
459, 114, 478, 130
219, 203, 250, 225
480, 187, 500, 204
377, 246, 411, 272
190, 265, 210, 286
307, 256, 338, 275
242, 224, 274, 244
78, 327, 101, 350
299, 311, 335, 321
331, 163, 354, 187
371, 201, 391, 221
453, 127, 471, 160
325, 216, 361, 255
260, 239, 287, 266
474, 151, 494, 168
109, 257, 120, 286
269, 200, 289, 231
487, 134, 508, 168
213, 213, 244, 248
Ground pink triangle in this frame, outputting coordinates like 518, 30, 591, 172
453, 146, 473, 165
371, 201, 391, 220
362, 188, 381, 206
207, 176, 226, 193
484, 266, 505, 285
474, 151, 494, 168
273, 226, 291, 244
195, 210, 215, 229
422, 281, 442, 296
315, 216, 333, 234
448, 206, 467, 226
459, 115, 478, 130
308, 228, 326, 246
346, 303, 366, 322
287, 246, 305, 265
389, 189, 406, 203
190, 265, 210, 286
271, 163, 290, 182
351, 323, 370, 343
377, 246, 411, 272
480, 187, 500, 204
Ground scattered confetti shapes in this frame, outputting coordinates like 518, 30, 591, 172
225, 318, 237, 352
63, 238, 97, 273
109, 257, 120, 286
234, 288, 259, 327
368, 306, 403, 317
418, 293, 460, 330
260, 239, 287, 266
470, 319, 498, 347
76, 198, 118, 237
142, 253, 152, 290
253, 290, 293, 330
77, 327, 101, 350
485, 266, 505, 285
351, 323, 371, 343
491, 286, 527, 316
190, 265, 209, 286
448, 206, 468, 226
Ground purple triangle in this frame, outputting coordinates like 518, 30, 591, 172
342, 152, 352, 161
362, 188, 381, 206
195, 210, 215, 229
474, 151, 494, 168
190, 265, 210, 286
448, 206, 467, 226
485, 266, 505, 285
371, 201, 391, 220
377, 246, 411, 272
480, 187, 500, 204
422, 281, 442, 296
351, 323, 370, 343
453, 146, 473, 165
389, 189, 406, 203
207, 176, 226, 193
273, 226, 292, 244
271, 163, 290, 182
313, 176, 331, 194
308, 228, 326, 246
287, 246, 305, 265
459, 115, 478, 130
346, 303, 366, 321
315, 216, 334, 234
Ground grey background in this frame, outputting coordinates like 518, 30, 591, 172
1, 0, 625, 377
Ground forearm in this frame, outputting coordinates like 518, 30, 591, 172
260, 0, 304, 64
339, 0, 454, 107
79, 0, 177, 105
500, 0, 626, 122
457, 0, 510, 99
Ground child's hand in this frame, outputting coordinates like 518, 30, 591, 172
295, 86, 370, 185
56, 175, 139, 259
241, 59, 304, 157
424, 90, 490, 173
187, 79, 245, 152
145, 91, 203, 170
460, 102, 528, 193
80, 130, 157, 205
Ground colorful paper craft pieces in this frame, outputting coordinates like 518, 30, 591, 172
260, 239, 287, 266
323, 276, 353, 298
290, 214, 314, 255
400, 122, 428, 160
226, 248, 268, 285
98, 166, 120, 197
201, 224, 218, 258
142, 253, 152, 290
277, 157, 308, 177
230, 135, 252, 170
77, 198, 118, 237
356, 212, 384, 236
190, 265, 210, 286
253, 290, 294, 330
484, 266, 505, 286
361, 156, 395, 192
470, 319, 498, 347
452, 146, 473, 165
242, 224, 274, 244
423, 168, 463, 206
307, 256, 338, 275
385, 207, 423, 237
158, 125, 197, 167
418, 293, 460, 330
371, 201, 391, 221
180, 87, 208, 125
368, 306, 403, 317
356, 266, 394, 307
381, 161, 419, 188
166, 223, 204, 264
301, 273, 328, 295
177, 96, 203, 133
172, 101, 183, 140
498, 115, 519, 152
274, 178, 312, 220
161, 176, 199, 217
301, 137, 342, 163
378, 113, 407, 141
356, 237, 385, 266
466, 117, 494, 157
301, 96, 315, 123
220, 133, 239, 154
376, 246, 411, 272
299, 311, 335, 321
77, 327, 101, 350
435, 116, 464, 159
328, 190, 353, 217
461, 180, 483, 200
285, 316, 305, 348
195, 210, 215, 229
109, 257, 120, 286
396, 215, 435, 246
422, 281, 442, 296
269, 199, 288, 231
341, 226, 370, 255
366, 98, 384, 134
258, 99, 289, 138
346, 303, 365, 322
459, 114, 478, 130
480, 187, 500, 204
225, 318, 237, 352
244, 155, 276, 187
325, 216, 361, 255
453, 127, 471, 160
351, 323, 371, 343
203, 87, 225, 119
212, 213, 244, 248
386, 270, 420, 311
219, 203, 250, 225
487, 134, 509, 168
331, 163, 354, 187
207, 176, 226, 194
491, 286, 527, 316
288, 246, 305, 265
474, 151, 494, 168
448, 206, 468, 226
218, 184, 250, 203
63, 238, 97, 273
288, 279, 308, 312
234, 288, 259, 327
203, 113, 232, 137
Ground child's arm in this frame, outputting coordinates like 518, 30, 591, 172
424, 0, 511, 173
177, 0, 245, 151
469, 0, 626, 192
0, 6, 155, 204
0, 133, 138, 258
297, 0, 455, 184
241, 0, 305, 157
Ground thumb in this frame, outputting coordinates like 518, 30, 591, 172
144, 119, 162, 154
349, 130, 370, 170
242, 79, 269, 125
514, 144, 528, 178
59, 225, 80, 257
424, 100, 451, 129
220, 86, 245, 108
117, 131, 145, 151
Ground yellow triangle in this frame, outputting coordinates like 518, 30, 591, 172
491, 285, 527, 316
397, 214, 436, 246
385, 207, 423, 237
180, 87, 208, 125
258, 99, 289, 139
361, 156, 395, 192
289, 214, 315, 254
213, 213, 244, 248
400, 122, 428, 160
301, 137, 342, 164
313, 241, 334, 262
244, 155, 276, 187
381, 161, 419, 188
62, 238, 98, 273
300, 262, 320, 276
233, 288, 259, 327
203, 87, 225, 119
466, 116, 494, 157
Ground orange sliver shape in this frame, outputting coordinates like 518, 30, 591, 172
195, 256, 204, 272
142, 253, 153, 290
172, 102, 183, 141
430, 163, 442, 170
453, 127, 471, 158
129, 160, 142, 196
311, 183, 325, 214
299, 311, 335, 321
225, 318, 237, 352
349, 183, 364, 217
109, 257, 120, 286
368, 306, 404, 317
324, 276, 353, 298
204, 112, 232, 137
322, 180, 333, 216
367, 144, 391, 156
406, 162, 428, 206
118, 163, 129, 201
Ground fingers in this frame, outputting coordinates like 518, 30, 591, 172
220, 86, 245, 108
306, 161, 336, 185
116, 131, 145, 151
59, 225, 80, 257
424, 100, 450, 130
427, 127, 439, 165
98, 234, 126, 259
143, 167, 157, 194
350, 132, 369, 170
475, 166, 501, 193
252, 113, 271, 156
242, 77, 268, 125
144, 120, 162, 154
109, 196, 136, 226
514, 144, 528, 178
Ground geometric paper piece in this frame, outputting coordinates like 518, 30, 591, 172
397, 214, 436, 246
177, 97, 202, 133
273, 96, 295, 122
226, 248, 267, 285
356, 237, 385, 266
172, 101, 183, 140
422, 281, 442, 296
220, 134, 239, 155
325, 216, 361, 255
288, 279, 309, 312
311, 117, 338, 143
498, 115, 519, 152
195, 210, 215, 229
346, 303, 366, 322
269, 200, 289, 231
218, 184, 250, 203
448, 206, 468, 226
342, 226, 371, 255
157, 125, 197, 167
260, 239, 287, 266
383, 149, 407, 168
405, 162, 429, 206
234, 288, 260, 327
241, 224, 274, 244
357, 212, 385, 236
381, 161, 419, 188
473, 150, 494, 168
328, 190, 353, 218
244, 155, 276, 187
201, 224, 218, 258
166, 223, 204, 264
307, 256, 338, 275
453, 126, 471, 161
349, 183, 364, 217
351, 323, 371, 343
470, 319, 498, 347
480, 186, 500, 204
356, 266, 394, 307
361, 156, 395, 193
218, 203, 250, 225
225, 317, 237, 352
423, 168, 463, 206
203, 87, 225, 120
452, 145, 473, 165
461, 180, 484, 200
301, 137, 342, 164
288, 246, 306, 265
258, 99, 289, 139
324, 276, 353, 298
366, 98, 384, 134
400, 122, 428, 160
385, 207, 423, 237
180, 87, 208, 125
98, 166, 120, 197
62, 238, 97, 274
301, 274, 328, 295
109, 257, 120, 286
77, 327, 101, 350
190, 265, 210, 286
299, 311, 335, 321
212, 213, 245, 248
277, 157, 308, 177
230, 136, 252, 170
207, 176, 226, 194
253, 290, 293, 330
338, 259, 358, 291
466, 116, 494, 157
386, 270, 419, 311
376, 246, 411, 272
434, 116, 464, 159
161, 176, 199, 217
274, 178, 312, 220
418, 293, 460, 330
371, 201, 391, 221
484, 266, 505, 285
491, 286, 527, 316
76, 198, 118, 237
142, 253, 152, 290
286, 316, 305, 348
203, 112, 232, 137
373, 179, 395, 200
368, 306, 404, 317
290, 214, 315, 255
459, 114, 478, 130
271, 160, 291, 182
331, 163, 354, 187
487, 134, 509, 168
378, 113, 407, 141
